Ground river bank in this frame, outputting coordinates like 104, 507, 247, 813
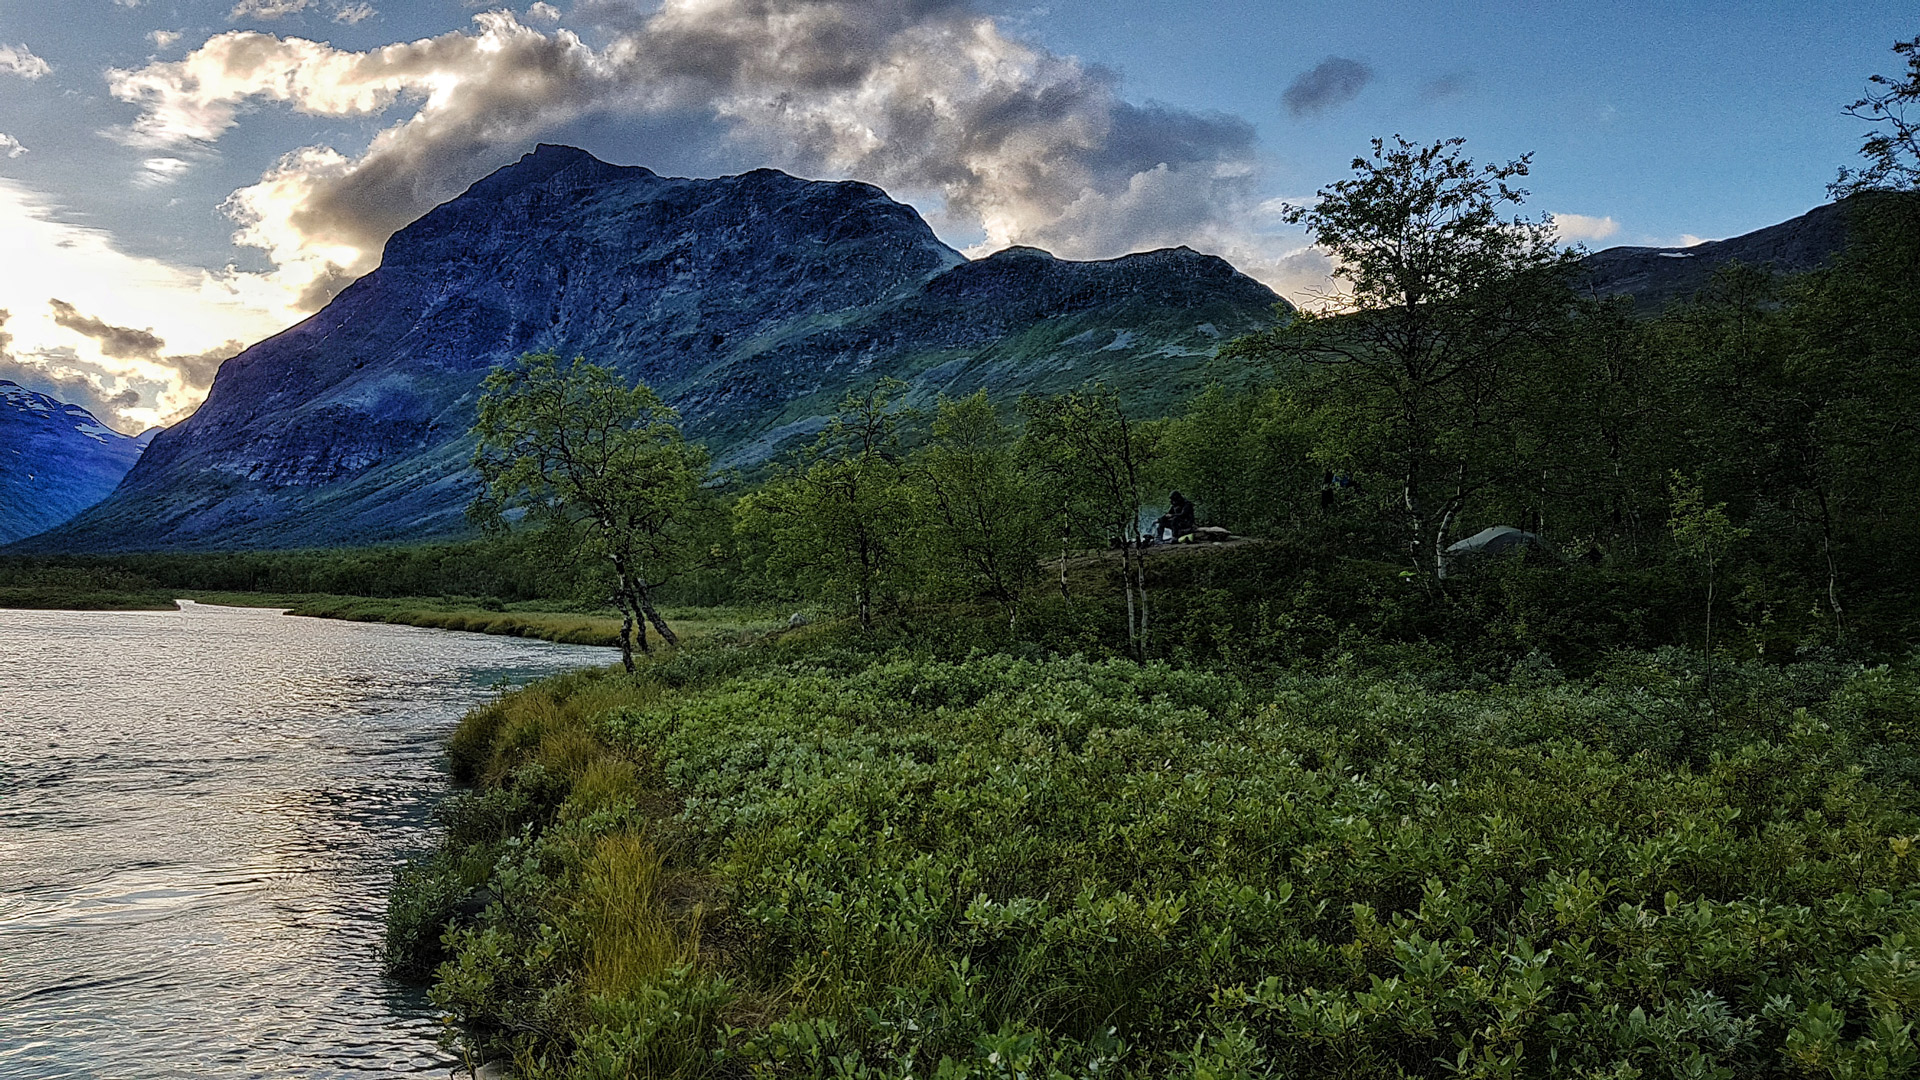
0, 573, 782, 648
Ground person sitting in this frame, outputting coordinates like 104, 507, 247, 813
1156, 491, 1197, 542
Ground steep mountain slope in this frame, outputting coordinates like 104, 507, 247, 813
1577, 191, 1916, 312
27, 146, 1284, 552
0, 382, 155, 544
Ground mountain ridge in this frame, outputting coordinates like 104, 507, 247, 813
25, 146, 1284, 552
0, 381, 155, 544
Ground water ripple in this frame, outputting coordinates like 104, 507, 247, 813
0, 602, 611, 1078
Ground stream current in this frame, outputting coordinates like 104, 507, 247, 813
0, 602, 611, 1078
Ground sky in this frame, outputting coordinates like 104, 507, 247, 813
0, 0, 1909, 433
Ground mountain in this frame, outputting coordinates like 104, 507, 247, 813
1575, 191, 1914, 312
22, 146, 1285, 553
0, 382, 156, 544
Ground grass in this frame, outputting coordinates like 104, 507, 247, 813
1, 571, 786, 649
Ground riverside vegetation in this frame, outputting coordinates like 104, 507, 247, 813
378, 69, 1920, 1080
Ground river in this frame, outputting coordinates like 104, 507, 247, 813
0, 602, 612, 1079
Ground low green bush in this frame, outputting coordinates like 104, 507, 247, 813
395, 646, 1920, 1078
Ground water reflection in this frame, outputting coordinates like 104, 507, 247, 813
0, 602, 611, 1078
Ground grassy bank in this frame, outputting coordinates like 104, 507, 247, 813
0, 566, 781, 649
389, 636, 1920, 1079
274, 595, 783, 649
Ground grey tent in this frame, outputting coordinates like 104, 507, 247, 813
1440, 526, 1546, 577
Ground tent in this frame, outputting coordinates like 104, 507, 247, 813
1440, 526, 1547, 577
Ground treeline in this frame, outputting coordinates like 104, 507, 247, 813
0, 540, 562, 605
17, 189, 1915, 674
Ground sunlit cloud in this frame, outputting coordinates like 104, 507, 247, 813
232, 0, 312, 19
0, 43, 52, 80
0, 178, 291, 431
527, 2, 562, 22
109, 3, 1318, 314
149, 30, 183, 50
1552, 212, 1621, 243
0, 134, 25, 158
138, 156, 193, 184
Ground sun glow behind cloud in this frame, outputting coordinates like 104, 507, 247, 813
0, 180, 292, 432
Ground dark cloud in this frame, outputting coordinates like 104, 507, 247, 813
167, 341, 245, 392
32, 301, 241, 424
48, 298, 165, 359
1423, 71, 1473, 101
1283, 56, 1372, 117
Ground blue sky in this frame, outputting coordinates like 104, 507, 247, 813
0, 0, 1908, 431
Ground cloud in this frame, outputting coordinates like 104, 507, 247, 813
0, 44, 52, 79
49, 299, 166, 360
527, 2, 561, 21
333, 3, 376, 24
1283, 57, 1370, 117
0, 178, 289, 431
139, 156, 193, 184
150, 30, 183, 50
231, 0, 311, 19
1551, 212, 1621, 243
1423, 72, 1472, 101
0, 134, 24, 158
106, 2, 1317, 322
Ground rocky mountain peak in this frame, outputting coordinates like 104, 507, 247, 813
20, 146, 1285, 552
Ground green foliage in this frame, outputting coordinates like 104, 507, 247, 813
1019, 385, 1161, 653
472, 351, 711, 669
1230, 136, 1580, 577
401, 642, 1920, 1078
0, 562, 177, 609
905, 392, 1046, 622
735, 379, 918, 630
1153, 383, 1319, 540
1832, 34, 1920, 195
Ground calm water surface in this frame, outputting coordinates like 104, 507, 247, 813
0, 602, 613, 1078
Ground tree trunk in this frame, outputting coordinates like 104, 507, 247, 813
610, 554, 649, 671
640, 598, 678, 648
1816, 488, 1845, 647
1059, 530, 1072, 601
1703, 557, 1716, 721
1135, 541, 1150, 660
616, 608, 636, 674
1432, 492, 1464, 582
